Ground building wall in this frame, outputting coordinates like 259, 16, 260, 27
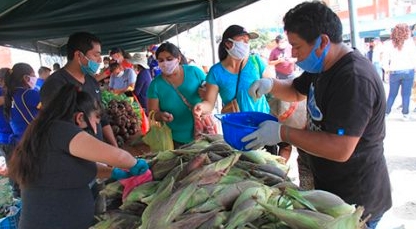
0, 46, 12, 68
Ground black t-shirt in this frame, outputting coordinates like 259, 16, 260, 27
293, 49, 392, 220
40, 68, 108, 139
19, 121, 96, 229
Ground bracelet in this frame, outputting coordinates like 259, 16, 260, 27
285, 125, 292, 145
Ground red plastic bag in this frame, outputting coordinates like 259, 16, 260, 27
194, 114, 218, 140
140, 106, 150, 135
119, 169, 153, 200
132, 93, 150, 135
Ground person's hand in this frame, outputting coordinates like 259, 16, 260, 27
111, 167, 131, 180
241, 120, 283, 150
193, 103, 203, 120
129, 159, 149, 176
248, 78, 274, 100
159, 111, 174, 122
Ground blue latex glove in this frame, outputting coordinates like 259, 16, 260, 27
111, 167, 131, 180
129, 159, 149, 176
241, 120, 283, 150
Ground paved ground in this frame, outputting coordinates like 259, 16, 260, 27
287, 86, 416, 229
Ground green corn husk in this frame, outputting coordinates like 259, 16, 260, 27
197, 211, 229, 229
170, 210, 220, 229
189, 180, 263, 213
240, 150, 268, 164
151, 156, 181, 180
140, 177, 175, 229
155, 150, 177, 161
257, 201, 334, 229
99, 180, 123, 199
327, 206, 366, 229
176, 152, 241, 188
119, 181, 159, 210
296, 189, 356, 218
142, 180, 198, 228
225, 186, 273, 229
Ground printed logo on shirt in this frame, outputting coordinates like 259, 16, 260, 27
306, 84, 323, 132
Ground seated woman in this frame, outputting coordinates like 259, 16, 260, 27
8, 84, 149, 229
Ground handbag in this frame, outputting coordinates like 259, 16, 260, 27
168, 81, 218, 140
221, 60, 243, 114
142, 110, 174, 152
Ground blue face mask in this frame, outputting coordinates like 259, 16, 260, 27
413, 31, 416, 37
80, 54, 100, 76
296, 36, 330, 73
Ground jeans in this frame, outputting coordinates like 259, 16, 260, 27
386, 69, 415, 115
366, 215, 382, 229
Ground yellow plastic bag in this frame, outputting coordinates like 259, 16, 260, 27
142, 111, 174, 152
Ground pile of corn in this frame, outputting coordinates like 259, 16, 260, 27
91, 134, 367, 229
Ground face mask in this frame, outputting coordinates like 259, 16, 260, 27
413, 31, 416, 37
104, 64, 109, 68
159, 59, 179, 75
296, 36, 330, 73
226, 39, 250, 60
80, 54, 100, 76
115, 71, 124, 78
28, 76, 37, 89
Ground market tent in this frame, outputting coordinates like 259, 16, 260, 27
0, 0, 259, 55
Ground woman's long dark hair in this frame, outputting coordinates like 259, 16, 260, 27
8, 84, 101, 186
3, 63, 34, 120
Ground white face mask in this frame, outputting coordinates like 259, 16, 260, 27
159, 59, 179, 75
104, 64, 109, 68
115, 71, 124, 78
226, 39, 250, 60
28, 76, 37, 89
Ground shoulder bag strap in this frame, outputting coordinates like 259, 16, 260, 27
168, 82, 193, 111
233, 60, 244, 100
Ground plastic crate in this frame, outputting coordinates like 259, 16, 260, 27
0, 204, 21, 229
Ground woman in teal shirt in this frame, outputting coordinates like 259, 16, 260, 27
193, 25, 272, 116
147, 42, 206, 147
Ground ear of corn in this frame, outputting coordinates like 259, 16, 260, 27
140, 177, 175, 229
99, 181, 123, 199
285, 187, 317, 211
225, 186, 273, 229
257, 201, 333, 229
327, 206, 365, 229
151, 156, 181, 180
170, 210, 219, 229
297, 189, 356, 218
197, 211, 229, 229
119, 181, 159, 210
155, 150, 177, 161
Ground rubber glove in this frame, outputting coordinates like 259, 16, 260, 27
248, 78, 274, 100
111, 167, 131, 180
129, 159, 149, 176
241, 120, 283, 150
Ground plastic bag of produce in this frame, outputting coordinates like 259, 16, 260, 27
142, 111, 174, 152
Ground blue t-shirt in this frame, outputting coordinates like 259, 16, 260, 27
133, 69, 152, 112
109, 68, 136, 90
9, 88, 40, 144
147, 65, 206, 143
33, 78, 45, 91
0, 88, 12, 144
207, 54, 270, 113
